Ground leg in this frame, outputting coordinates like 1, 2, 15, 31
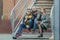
27, 19, 33, 32
17, 23, 26, 34
32, 20, 36, 31
38, 22, 43, 37
13, 23, 26, 39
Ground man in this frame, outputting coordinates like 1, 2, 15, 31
31, 9, 41, 33
13, 9, 34, 39
38, 9, 49, 37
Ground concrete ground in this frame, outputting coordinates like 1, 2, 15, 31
0, 34, 12, 40
0, 32, 52, 40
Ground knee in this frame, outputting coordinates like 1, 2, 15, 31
20, 23, 25, 27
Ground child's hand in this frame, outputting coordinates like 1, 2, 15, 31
26, 25, 29, 28
24, 18, 27, 22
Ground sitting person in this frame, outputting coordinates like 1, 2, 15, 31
38, 9, 49, 37
32, 9, 44, 36
13, 10, 34, 39
31, 9, 42, 33
31, 7, 43, 34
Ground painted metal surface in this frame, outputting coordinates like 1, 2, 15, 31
54, 0, 60, 40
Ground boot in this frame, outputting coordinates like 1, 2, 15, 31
38, 33, 43, 37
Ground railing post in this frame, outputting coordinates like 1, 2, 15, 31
54, 0, 60, 40
10, 10, 15, 35
28, 0, 36, 9
24, 0, 27, 14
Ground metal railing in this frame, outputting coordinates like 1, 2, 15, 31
50, 5, 54, 32
10, 0, 27, 36
28, 0, 36, 9
10, 0, 36, 37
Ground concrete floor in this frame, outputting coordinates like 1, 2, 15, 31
0, 32, 52, 40
0, 34, 12, 40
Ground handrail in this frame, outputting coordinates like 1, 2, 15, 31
14, 0, 27, 36
10, 0, 22, 16
10, 0, 27, 36
28, 0, 36, 9
14, 3, 26, 21
14, 3, 27, 32
50, 5, 54, 32
10, 0, 22, 35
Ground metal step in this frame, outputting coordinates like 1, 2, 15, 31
15, 32, 52, 40
35, 4, 53, 6
17, 38, 49, 40
36, 1, 53, 4
35, 1, 53, 6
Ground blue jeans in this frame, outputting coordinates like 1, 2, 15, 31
31, 20, 36, 31
16, 19, 34, 34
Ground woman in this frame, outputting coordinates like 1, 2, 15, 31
38, 9, 49, 37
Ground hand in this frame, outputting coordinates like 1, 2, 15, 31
24, 18, 27, 22
26, 25, 29, 28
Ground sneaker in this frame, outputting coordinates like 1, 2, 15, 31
16, 33, 22, 37
12, 37, 17, 39
28, 29, 31, 32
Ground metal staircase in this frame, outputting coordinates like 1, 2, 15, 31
10, 0, 53, 40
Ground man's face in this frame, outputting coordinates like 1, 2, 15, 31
32, 6, 36, 11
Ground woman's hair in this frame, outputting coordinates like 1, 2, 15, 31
43, 9, 46, 13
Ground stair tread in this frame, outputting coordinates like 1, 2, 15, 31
18, 32, 52, 39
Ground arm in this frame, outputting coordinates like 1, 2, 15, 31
42, 14, 49, 23
22, 15, 27, 23
35, 10, 40, 21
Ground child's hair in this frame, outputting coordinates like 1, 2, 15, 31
27, 9, 32, 12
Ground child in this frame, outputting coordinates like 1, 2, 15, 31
13, 10, 34, 39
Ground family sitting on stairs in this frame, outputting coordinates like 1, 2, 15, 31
13, 7, 49, 39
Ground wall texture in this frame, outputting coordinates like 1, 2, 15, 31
0, 0, 3, 20
3, 0, 14, 19
0, 0, 14, 33
0, 0, 32, 33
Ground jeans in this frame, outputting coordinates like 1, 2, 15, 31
31, 20, 36, 31
16, 19, 34, 34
